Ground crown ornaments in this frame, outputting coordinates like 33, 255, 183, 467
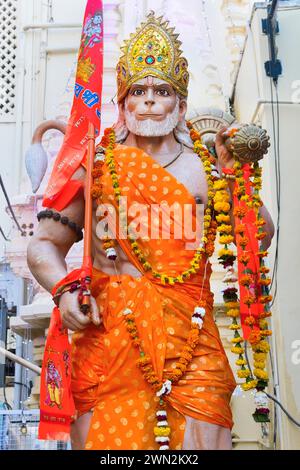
116, 11, 189, 102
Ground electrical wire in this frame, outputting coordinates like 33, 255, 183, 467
270, 83, 281, 307
0, 226, 10, 242
2, 383, 12, 410
269, 78, 280, 302
1, 380, 31, 411
10, 381, 31, 394
0, 175, 24, 235
244, 341, 300, 434
265, 392, 300, 428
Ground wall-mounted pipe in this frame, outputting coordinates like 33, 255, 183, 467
0, 346, 41, 376
23, 23, 81, 31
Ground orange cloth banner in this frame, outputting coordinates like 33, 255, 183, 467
71, 145, 236, 449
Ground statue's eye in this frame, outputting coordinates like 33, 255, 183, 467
132, 89, 145, 96
156, 89, 170, 96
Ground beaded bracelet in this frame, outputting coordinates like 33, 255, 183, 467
37, 210, 83, 242
52, 281, 81, 307
222, 168, 236, 181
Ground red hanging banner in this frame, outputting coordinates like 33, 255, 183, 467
39, 270, 82, 440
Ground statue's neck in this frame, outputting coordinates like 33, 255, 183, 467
123, 131, 181, 161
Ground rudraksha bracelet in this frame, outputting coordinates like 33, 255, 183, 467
37, 209, 83, 242
52, 280, 81, 307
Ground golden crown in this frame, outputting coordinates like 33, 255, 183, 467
116, 11, 189, 102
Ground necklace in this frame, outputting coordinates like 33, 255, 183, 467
161, 142, 184, 169
119, 138, 184, 169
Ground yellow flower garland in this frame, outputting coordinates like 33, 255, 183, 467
213, 175, 252, 388
104, 128, 220, 286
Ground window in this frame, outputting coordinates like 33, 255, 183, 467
0, 0, 17, 119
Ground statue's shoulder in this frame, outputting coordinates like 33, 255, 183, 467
182, 146, 214, 177
182, 146, 200, 162
184, 146, 196, 156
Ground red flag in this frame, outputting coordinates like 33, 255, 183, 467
43, 0, 104, 208
38, 1, 104, 441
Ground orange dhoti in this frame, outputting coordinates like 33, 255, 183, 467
71, 145, 236, 450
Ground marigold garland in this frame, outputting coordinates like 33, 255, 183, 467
230, 156, 272, 422
92, 123, 273, 444
93, 124, 231, 449
101, 128, 221, 287
91, 130, 118, 261
123, 298, 207, 449
219, 134, 273, 426
213, 176, 250, 384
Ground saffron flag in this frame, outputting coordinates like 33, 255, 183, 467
43, 0, 104, 209
38, 0, 103, 441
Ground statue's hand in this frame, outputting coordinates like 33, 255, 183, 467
215, 126, 235, 170
59, 291, 102, 331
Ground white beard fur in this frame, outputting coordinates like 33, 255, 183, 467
124, 98, 180, 137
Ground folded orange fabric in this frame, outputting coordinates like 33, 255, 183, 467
71, 145, 236, 450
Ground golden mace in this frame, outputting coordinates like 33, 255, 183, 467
224, 125, 271, 163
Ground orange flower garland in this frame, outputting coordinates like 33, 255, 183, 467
102, 127, 220, 286
123, 297, 207, 449
92, 124, 229, 449
91, 129, 118, 261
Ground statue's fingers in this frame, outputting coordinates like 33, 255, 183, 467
90, 297, 101, 326
215, 126, 229, 144
67, 309, 90, 329
62, 313, 84, 331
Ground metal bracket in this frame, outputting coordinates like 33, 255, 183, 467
264, 59, 283, 79
262, 0, 282, 83
262, 18, 279, 35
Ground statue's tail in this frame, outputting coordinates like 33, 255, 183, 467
25, 120, 66, 193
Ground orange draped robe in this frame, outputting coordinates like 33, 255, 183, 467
71, 144, 236, 450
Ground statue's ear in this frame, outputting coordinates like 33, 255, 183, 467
118, 99, 126, 117
179, 98, 187, 120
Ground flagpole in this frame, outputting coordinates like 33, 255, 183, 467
80, 121, 95, 314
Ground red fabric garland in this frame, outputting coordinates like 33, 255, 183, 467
233, 164, 263, 340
